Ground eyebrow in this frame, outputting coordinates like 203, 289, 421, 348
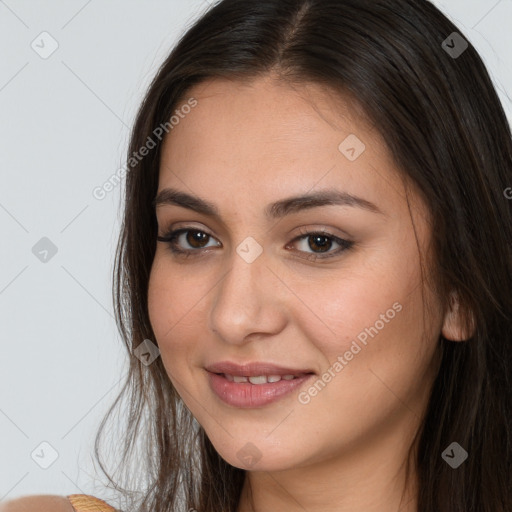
152, 187, 385, 219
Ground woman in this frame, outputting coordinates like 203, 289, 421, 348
3, 0, 511, 511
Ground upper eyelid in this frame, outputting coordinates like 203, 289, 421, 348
161, 224, 219, 242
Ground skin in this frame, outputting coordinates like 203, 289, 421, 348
147, 75, 471, 512
0, 495, 74, 512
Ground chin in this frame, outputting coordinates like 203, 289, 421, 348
208, 433, 305, 472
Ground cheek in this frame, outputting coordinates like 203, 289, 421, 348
147, 260, 186, 369
147, 257, 211, 374
287, 253, 415, 355
147, 262, 172, 343
289, 243, 436, 397
290, 278, 437, 452
148, 255, 196, 336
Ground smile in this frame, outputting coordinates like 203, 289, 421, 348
206, 371, 315, 408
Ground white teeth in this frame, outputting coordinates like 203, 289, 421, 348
223, 374, 300, 384
248, 376, 267, 385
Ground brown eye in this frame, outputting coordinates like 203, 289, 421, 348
157, 228, 221, 256
157, 226, 354, 262
287, 228, 355, 262
305, 234, 333, 253
185, 230, 210, 248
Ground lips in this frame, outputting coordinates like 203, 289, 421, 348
204, 361, 316, 407
206, 371, 315, 408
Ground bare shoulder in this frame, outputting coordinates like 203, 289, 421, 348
0, 495, 74, 512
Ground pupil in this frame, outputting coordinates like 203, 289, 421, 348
188, 230, 208, 248
310, 235, 331, 253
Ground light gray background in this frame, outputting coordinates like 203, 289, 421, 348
1, 0, 511, 506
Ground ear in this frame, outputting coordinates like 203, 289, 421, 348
441, 291, 475, 342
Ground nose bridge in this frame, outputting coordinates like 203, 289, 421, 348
209, 246, 284, 344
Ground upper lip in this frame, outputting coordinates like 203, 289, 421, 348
205, 361, 315, 377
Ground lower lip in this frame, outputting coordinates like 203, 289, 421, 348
206, 371, 314, 408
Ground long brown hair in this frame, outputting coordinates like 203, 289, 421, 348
93, 1, 512, 511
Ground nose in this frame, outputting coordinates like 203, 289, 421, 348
208, 248, 287, 346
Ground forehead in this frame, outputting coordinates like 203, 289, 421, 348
157, 76, 421, 223
161, 75, 380, 161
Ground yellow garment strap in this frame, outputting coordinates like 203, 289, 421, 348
67, 494, 117, 512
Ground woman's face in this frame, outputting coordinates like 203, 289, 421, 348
148, 76, 449, 473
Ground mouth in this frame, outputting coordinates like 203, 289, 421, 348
204, 361, 316, 408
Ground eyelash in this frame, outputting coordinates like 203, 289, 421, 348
156, 226, 354, 262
